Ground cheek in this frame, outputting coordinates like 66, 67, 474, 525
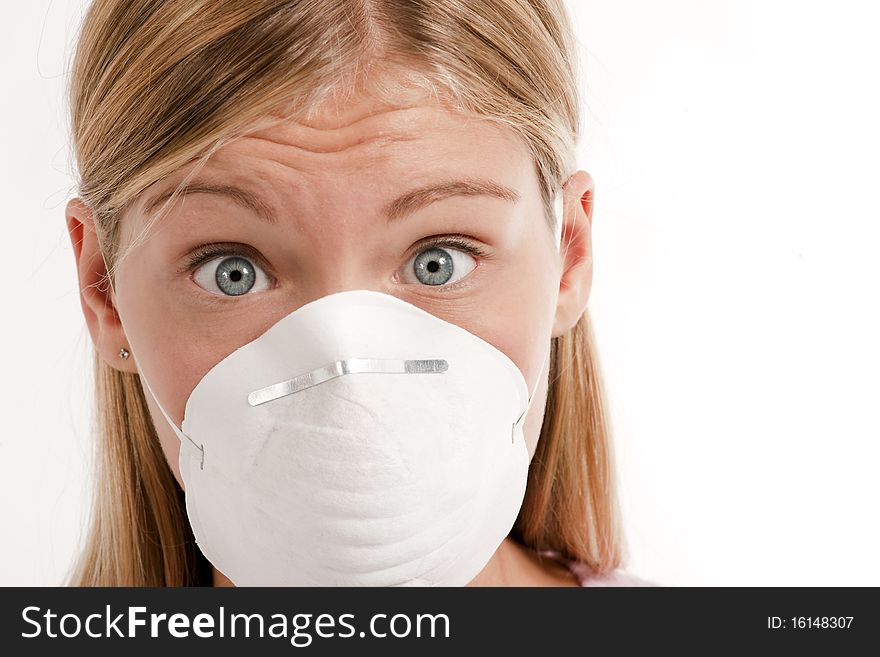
118, 265, 277, 494
471, 242, 559, 386
469, 242, 558, 461
116, 284, 214, 428
115, 254, 273, 427
472, 294, 551, 464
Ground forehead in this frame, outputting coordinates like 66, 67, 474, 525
217, 102, 530, 181
131, 82, 539, 228
244, 70, 523, 150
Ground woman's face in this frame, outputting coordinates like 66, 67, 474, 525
72, 82, 594, 489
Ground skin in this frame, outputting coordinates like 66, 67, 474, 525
67, 71, 595, 587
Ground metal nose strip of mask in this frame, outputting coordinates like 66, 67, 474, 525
247, 358, 449, 407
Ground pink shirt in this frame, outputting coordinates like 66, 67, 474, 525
539, 550, 657, 587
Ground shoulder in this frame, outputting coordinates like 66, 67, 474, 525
538, 549, 659, 587
568, 562, 658, 587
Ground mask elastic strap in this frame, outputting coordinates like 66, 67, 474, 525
553, 189, 564, 251
510, 344, 550, 444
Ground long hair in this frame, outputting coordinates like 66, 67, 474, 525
65, 0, 624, 586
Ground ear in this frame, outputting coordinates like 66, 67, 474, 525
551, 170, 594, 338
66, 198, 138, 373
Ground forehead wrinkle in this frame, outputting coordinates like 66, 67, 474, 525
230, 137, 415, 186
241, 105, 474, 154
230, 113, 508, 178
242, 130, 421, 160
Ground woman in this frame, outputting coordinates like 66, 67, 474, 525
64, 0, 651, 586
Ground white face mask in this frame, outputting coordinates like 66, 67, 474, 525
133, 193, 562, 587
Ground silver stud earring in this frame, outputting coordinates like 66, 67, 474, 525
119, 347, 130, 360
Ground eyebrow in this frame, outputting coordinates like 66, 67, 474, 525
144, 182, 278, 225
144, 177, 521, 225
383, 178, 521, 222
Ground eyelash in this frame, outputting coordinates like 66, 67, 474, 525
182, 244, 263, 274
181, 234, 490, 278
415, 234, 490, 259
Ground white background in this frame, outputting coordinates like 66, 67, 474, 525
2, 0, 878, 586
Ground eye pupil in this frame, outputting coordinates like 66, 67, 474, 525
413, 247, 454, 286
215, 256, 257, 296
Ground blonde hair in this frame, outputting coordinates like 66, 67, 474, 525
66, 0, 623, 586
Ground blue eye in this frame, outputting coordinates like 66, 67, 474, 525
405, 245, 477, 286
193, 255, 271, 296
